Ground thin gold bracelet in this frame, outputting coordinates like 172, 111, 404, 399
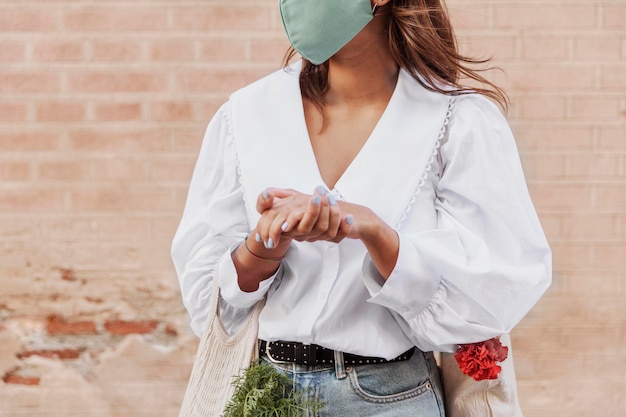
243, 234, 283, 263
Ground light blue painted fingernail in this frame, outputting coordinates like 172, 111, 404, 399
316, 185, 328, 195
267, 238, 274, 249
255, 233, 262, 242
346, 215, 353, 225
328, 195, 337, 206
263, 189, 269, 199
281, 221, 289, 231
312, 195, 321, 205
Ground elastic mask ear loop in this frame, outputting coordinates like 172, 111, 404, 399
372, 3, 378, 15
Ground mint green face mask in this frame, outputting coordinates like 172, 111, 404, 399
279, 0, 375, 65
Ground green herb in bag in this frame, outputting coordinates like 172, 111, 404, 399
223, 360, 322, 417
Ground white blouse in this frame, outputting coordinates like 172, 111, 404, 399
171, 64, 552, 358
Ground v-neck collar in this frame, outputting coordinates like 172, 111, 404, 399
292, 69, 403, 192
230, 64, 451, 229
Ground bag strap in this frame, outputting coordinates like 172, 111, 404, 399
205, 255, 265, 346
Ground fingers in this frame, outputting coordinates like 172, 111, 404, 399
265, 213, 291, 249
256, 187, 293, 214
254, 188, 310, 248
254, 185, 355, 246
329, 214, 354, 243
293, 192, 323, 236
324, 194, 341, 238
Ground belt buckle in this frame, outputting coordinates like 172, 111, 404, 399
265, 342, 291, 365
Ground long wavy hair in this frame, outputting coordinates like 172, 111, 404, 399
282, 0, 508, 116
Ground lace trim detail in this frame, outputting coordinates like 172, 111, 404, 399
222, 102, 255, 228
394, 97, 455, 230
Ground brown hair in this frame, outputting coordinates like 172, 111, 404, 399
282, 0, 508, 114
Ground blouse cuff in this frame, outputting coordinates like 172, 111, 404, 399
362, 234, 442, 317
218, 243, 280, 309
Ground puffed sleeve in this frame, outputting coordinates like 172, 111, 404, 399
171, 102, 279, 337
363, 94, 552, 352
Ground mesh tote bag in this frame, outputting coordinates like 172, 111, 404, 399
179, 270, 264, 417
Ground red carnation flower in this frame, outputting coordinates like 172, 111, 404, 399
454, 337, 509, 381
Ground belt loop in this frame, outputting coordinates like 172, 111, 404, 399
334, 351, 347, 380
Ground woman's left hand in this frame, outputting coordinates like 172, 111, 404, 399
257, 186, 400, 279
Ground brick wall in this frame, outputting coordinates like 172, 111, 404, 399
0, 1, 623, 416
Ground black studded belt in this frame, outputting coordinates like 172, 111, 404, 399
259, 340, 415, 366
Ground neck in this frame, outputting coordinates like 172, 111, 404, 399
326, 56, 399, 105
324, 13, 399, 105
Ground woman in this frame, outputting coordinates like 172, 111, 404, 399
172, 0, 552, 415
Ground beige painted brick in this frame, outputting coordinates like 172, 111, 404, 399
63, 7, 167, 32
530, 183, 594, 210
93, 102, 143, 122
0, 8, 58, 31
148, 216, 180, 240
558, 380, 626, 411
561, 213, 619, 241
139, 240, 177, 269
0, 40, 26, 62
68, 128, 171, 153
149, 101, 194, 122
521, 35, 570, 61
594, 185, 626, 209
148, 40, 195, 62
91, 158, 147, 181
534, 212, 562, 241
172, 127, 205, 153
600, 65, 626, 88
0, 129, 62, 152
603, 4, 626, 30
621, 213, 626, 241
0, 71, 61, 93
197, 100, 227, 121
597, 127, 626, 150
518, 95, 567, 120
67, 71, 168, 93
90, 40, 144, 62
32, 40, 85, 62
0, 102, 28, 122
494, 5, 595, 30
35, 100, 86, 122
586, 298, 626, 326
549, 243, 592, 269
561, 270, 622, 297
250, 38, 294, 63
176, 68, 273, 94
573, 35, 622, 62
521, 153, 567, 179
69, 186, 177, 212
498, 64, 596, 91
37, 161, 90, 181
37, 216, 150, 241
0, 162, 30, 181
512, 125, 594, 151
0, 187, 65, 211
67, 242, 143, 269
447, 4, 490, 30
199, 38, 249, 62
172, 6, 273, 32
566, 153, 621, 178
570, 95, 624, 120
147, 156, 195, 182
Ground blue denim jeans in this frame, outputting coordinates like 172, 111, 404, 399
260, 348, 445, 417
